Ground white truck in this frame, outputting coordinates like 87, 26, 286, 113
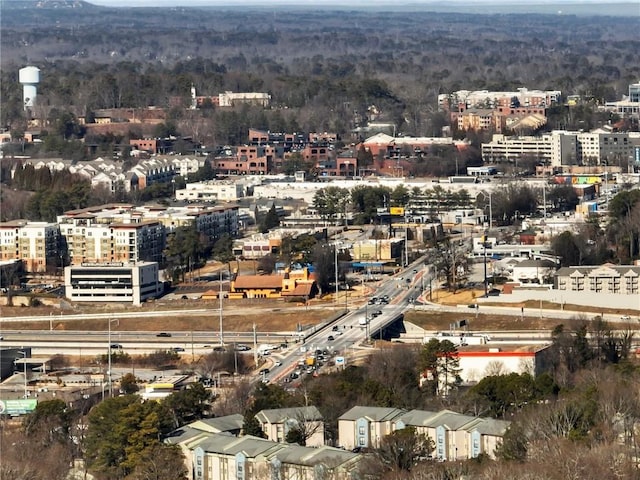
423, 331, 490, 346
257, 344, 279, 355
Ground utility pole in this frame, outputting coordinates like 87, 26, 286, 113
219, 271, 224, 346
483, 231, 488, 298
107, 318, 118, 398
334, 244, 339, 306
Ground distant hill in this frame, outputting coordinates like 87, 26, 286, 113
1, 0, 96, 8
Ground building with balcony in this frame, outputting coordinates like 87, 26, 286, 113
0, 220, 61, 273
555, 264, 640, 295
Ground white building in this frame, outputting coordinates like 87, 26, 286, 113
218, 91, 271, 108
64, 261, 162, 305
176, 180, 245, 202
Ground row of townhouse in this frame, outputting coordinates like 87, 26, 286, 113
338, 406, 510, 461
481, 129, 639, 168
166, 405, 509, 480
0, 203, 239, 273
10, 155, 204, 192
438, 88, 562, 112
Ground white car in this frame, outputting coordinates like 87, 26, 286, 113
621, 315, 631, 321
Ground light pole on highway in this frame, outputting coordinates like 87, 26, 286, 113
16, 350, 28, 398
107, 318, 119, 398
483, 230, 489, 298
219, 270, 224, 347
334, 244, 339, 307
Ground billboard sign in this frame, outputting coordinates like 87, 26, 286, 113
389, 207, 405, 216
0, 399, 37, 415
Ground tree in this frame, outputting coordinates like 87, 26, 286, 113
85, 396, 172, 478
127, 444, 188, 480
311, 242, 337, 295
313, 186, 350, 224
418, 339, 461, 396
259, 203, 280, 232
163, 383, 213, 428
211, 233, 234, 263
547, 184, 579, 212
120, 372, 139, 394
366, 427, 434, 474
551, 231, 583, 267
23, 398, 71, 444
432, 237, 469, 292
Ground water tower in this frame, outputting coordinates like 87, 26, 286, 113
19, 66, 41, 110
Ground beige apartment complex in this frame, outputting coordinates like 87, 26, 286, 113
0, 220, 61, 273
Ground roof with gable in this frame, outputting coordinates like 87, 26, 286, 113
338, 406, 407, 422
269, 445, 360, 469
195, 434, 286, 458
255, 406, 323, 425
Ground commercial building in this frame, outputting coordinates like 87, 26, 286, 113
482, 130, 634, 168
64, 261, 162, 305
176, 180, 246, 202
229, 267, 317, 300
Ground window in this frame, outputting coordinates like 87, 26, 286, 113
358, 426, 365, 435
358, 437, 366, 446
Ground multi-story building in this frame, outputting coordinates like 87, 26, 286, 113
176, 180, 246, 202
338, 406, 407, 450
64, 261, 162, 305
0, 220, 61, 273
394, 409, 510, 461
576, 130, 634, 166
481, 134, 554, 165
555, 264, 640, 295
212, 145, 282, 175
439, 88, 561, 111
218, 91, 271, 108
254, 406, 325, 447
58, 212, 166, 265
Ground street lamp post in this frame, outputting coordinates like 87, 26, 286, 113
219, 271, 224, 347
17, 351, 28, 398
334, 244, 339, 306
107, 318, 119, 398
483, 230, 489, 298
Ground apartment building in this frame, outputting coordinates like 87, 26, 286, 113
439, 88, 561, 111
394, 409, 510, 461
212, 145, 281, 175
57, 210, 165, 265
254, 406, 324, 447
190, 434, 359, 480
0, 220, 61, 273
337, 406, 406, 450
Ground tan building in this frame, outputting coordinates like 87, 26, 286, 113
190, 434, 359, 480
254, 406, 324, 447
0, 220, 61, 273
229, 268, 317, 300
555, 264, 640, 295
337, 406, 406, 450
351, 239, 404, 264
394, 409, 510, 460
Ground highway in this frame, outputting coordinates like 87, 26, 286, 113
263, 257, 432, 384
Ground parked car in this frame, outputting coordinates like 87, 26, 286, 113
156, 332, 171, 337
172, 347, 185, 352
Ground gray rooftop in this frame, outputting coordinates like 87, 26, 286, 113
256, 406, 323, 424
338, 406, 407, 422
